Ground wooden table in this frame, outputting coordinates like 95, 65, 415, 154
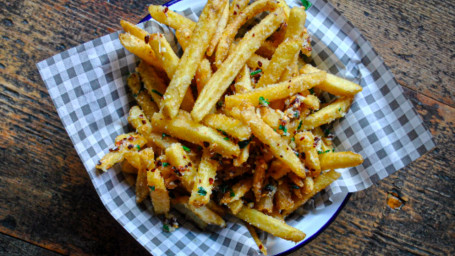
1, 0, 453, 255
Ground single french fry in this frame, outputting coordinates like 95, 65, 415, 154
215, 0, 280, 65
228, 0, 249, 23
259, 107, 283, 130
136, 61, 167, 107
196, 58, 212, 94
235, 206, 306, 242
172, 196, 226, 228
283, 170, 341, 216
284, 7, 309, 54
128, 106, 152, 136
96, 133, 147, 171
161, 0, 226, 119
121, 160, 137, 174
252, 160, 267, 202
302, 94, 320, 110
231, 105, 306, 178
244, 222, 268, 255
256, 39, 301, 88
148, 33, 179, 79
224, 72, 326, 109
175, 27, 192, 50
295, 131, 321, 176
120, 20, 149, 40
275, 180, 294, 211
227, 200, 244, 215
246, 54, 270, 71
145, 132, 179, 152
149, 5, 196, 31
256, 40, 278, 59
152, 110, 240, 157
136, 168, 149, 203
302, 176, 314, 194
147, 168, 170, 214
192, 9, 286, 122
207, 1, 229, 56
233, 143, 250, 166
234, 65, 253, 94
202, 113, 251, 140
300, 64, 363, 96
128, 73, 159, 120
119, 33, 162, 69
165, 143, 196, 192
320, 152, 364, 170
189, 149, 219, 207
256, 194, 274, 214
300, 97, 353, 130
269, 160, 290, 180
220, 178, 253, 204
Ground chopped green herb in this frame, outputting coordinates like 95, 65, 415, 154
133, 93, 138, 98
338, 107, 341, 111
162, 133, 168, 139
279, 124, 288, 134
230, 189, 235, 197
258, 96, 269, 106
182, 145, 191, 153
149, 185, 155, 191
217, 129, 228, 136
295, 151, 299, 157
151, 89, 163, 97
163, 224, 170, 232
291, 184, 300, 189
162, 162, 170, 167
308, 88, 315, 95
224, 137, 230, 141
197, 187, 207, 196
250, 69, 262, 76
293, 111, 300, 118
317, 150, 331, 154
301, 0, 312, 10
217, 101, 224, 108
297, 120, 303, 131
238, 139, 251, 149
332, 148, 335, 152
291, 137, 295, 142
136, 145, 141, 150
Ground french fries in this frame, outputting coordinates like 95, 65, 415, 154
96, 1, 367, 251
161, 0, 226, 118
192, 8, 286, 122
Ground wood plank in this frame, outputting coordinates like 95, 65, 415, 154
327, 0, 455, 108
0, 232, 62, 256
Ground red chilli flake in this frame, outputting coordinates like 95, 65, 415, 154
128, 136, 134, 141
252, 33, 255, 37
127, 144, 134, 150
258, 61, 262, 67
233, 11, 237, 15
164, 7, 169, 13
209, 178, 214, 185
144, 35, 150, 44
141, 120, 146, 124
313, 136, 321, 147
259, 245, 263, 249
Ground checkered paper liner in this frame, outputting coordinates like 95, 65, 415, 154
36, 0, 434, 255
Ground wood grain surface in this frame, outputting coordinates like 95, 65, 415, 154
0, 0, 453, 255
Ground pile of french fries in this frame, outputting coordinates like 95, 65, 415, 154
96, 0, 364, 254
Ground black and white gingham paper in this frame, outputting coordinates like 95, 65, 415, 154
37, 0, 435, 255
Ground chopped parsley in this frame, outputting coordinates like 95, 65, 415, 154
136, 145, 141, 150
230, 189, 235, 197
217, 101, 224, 108
217, 129, 228, 136
308, 88, 315, 95
163, 224, 170, 232
258, 96, 269, 106
224, 137, 230, 141
264, 184, 276, 192
295, 151, 300, 157
291, 137, 295, 142
197, 187, 207, 196
250, 69, 262, 76
279, 124, 288, 134
162, 133, 169, 139
291, 184, 300, 189
297, 120, 303, 131
324, 128, 331, 137
301, 0, 312, 10
293, 111, 300, 118
148, 185, 155, 191
182, 145, 191, 153
151, 89, 163, 97
317, 150, 331, 154
162, 162, 170, 167
338, 107, 342, 112
332, 148, 335, 152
